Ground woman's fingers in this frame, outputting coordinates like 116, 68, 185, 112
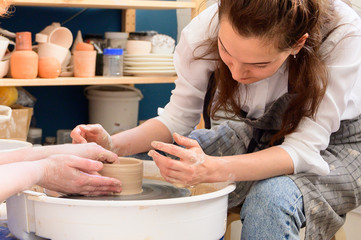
148, 150, 182, 171
173, 132, 200, 148
79, 124, 99, 136
71, 124, 104, 143
70, 125, 88, 144
148, 134, 212, 186
151, 141, 185, 159
148, 150, 196, 185
150, 140, 199, 163
79, 124, 113, 151
151, 140, 204, 165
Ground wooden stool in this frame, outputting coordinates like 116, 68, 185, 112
225, 210, 347, 240
225, 211, 241, 240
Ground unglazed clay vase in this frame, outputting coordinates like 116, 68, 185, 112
99, 157, 143, 195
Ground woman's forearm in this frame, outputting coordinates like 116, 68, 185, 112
207, 146, 294, 182
111, 118, 173, 156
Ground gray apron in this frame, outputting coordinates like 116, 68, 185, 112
189, 93, 361, 240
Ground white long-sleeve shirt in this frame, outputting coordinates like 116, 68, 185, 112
156, 0, 361, 175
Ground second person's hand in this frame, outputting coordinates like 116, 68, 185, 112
37, 154, 122, 196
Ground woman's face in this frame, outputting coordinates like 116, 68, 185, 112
218, 18, 292, 84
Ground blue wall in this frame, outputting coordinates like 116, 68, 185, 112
0, 6, 176, 141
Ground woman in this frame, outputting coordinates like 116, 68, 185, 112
72, 0, 361, 239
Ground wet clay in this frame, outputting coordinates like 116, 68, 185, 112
188, 184, 217, 196
99, 157, 143, 195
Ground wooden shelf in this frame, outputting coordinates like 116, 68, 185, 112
0, 76, 177, 86
3, 0, 199, 87
11, 0, 197, 10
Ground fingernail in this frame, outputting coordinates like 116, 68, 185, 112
147, 150, 154, 157
152, 141, 163, 148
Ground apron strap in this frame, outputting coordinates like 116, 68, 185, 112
203, 72, 216, 129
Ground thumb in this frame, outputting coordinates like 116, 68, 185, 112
173, 132, 200, 149
97, 151, 119, 163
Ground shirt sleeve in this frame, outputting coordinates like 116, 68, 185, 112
156, 4, 218, 136
280, 12, 361, 175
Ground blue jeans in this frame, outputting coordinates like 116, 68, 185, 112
131, 153, 305, 239
239, 176, 305, 240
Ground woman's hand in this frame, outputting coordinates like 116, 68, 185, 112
71, 124, 113, 151
37, 154, 122, 196
148, 133, 218, 186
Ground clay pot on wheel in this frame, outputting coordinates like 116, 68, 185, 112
99, 157, 143, 195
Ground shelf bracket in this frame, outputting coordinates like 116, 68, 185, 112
122, 9, 136, 32
191, 0, 206, 19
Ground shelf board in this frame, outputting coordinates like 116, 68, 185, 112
11, 0, 196, 10
0, 76, 177, 86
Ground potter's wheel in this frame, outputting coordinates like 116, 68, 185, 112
61, 179, 191, 201
6, 161, 236, 240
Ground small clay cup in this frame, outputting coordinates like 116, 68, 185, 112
73, 50, 96, 77
99, 157, 143, 195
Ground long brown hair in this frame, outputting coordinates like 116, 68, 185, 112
197, 0, 340, 144
0, 0, 12, 16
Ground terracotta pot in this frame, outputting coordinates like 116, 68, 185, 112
38, 57, 61, 78
73, 50, 96, 77
99, 157, 143, 195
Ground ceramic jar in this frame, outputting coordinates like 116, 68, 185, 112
73, 42, 96, 78
99, 157, 143, 195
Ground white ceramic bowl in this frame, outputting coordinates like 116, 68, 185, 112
126, 40, 152, 54
37, 42, 69, 65
36, 23, 73, 49
0, 139, 32, 152
0, 59, 9, 78
0, 36, 9, 61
